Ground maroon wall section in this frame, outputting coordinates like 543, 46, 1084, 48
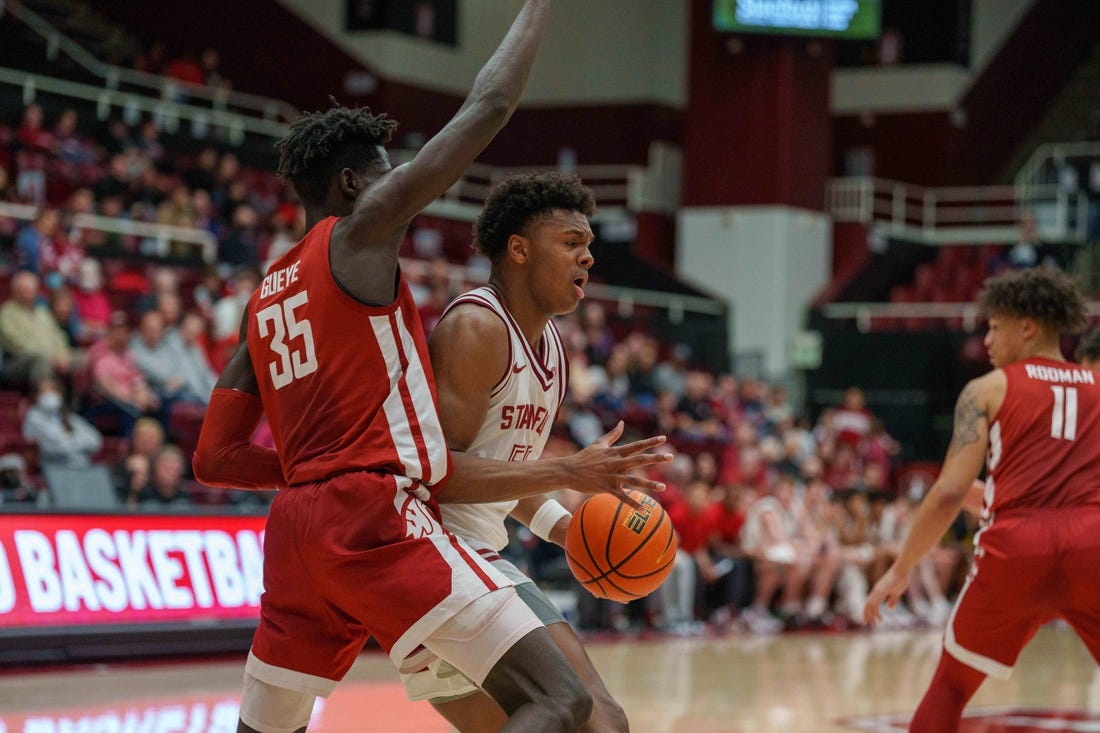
833, 0, 1100, 186
682, 0, 833, 210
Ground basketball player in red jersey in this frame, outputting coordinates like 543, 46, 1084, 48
192, 3, 670, 732
864, 267, 1100, 732
400, 172, 628, 733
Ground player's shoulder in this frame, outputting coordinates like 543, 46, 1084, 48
428, 300, 510, 367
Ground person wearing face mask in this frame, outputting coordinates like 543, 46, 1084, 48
22, 376, 102, 468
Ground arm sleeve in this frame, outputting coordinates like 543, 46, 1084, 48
192, 388, 286, 490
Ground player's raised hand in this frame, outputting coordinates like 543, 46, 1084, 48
863, 564, 910, 627
564, 421, 672, 509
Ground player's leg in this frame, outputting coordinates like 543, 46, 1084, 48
425, 620, 627, 733
908, 651, 986, 733
422, 589, 592, 733
238, 675, 315, 733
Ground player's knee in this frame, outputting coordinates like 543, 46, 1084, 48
551, 679, 593, 732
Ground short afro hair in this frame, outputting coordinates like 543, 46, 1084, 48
275, 103, 397, 208
977, 266, 1088, 335
472, 172, 596, 260
1076, 328, 1100, 363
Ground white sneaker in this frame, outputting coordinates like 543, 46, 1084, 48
741, 607, 783, 634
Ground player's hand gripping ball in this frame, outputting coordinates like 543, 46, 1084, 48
565, 490, 678, 603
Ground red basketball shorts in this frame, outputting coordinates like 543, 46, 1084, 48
945, 505, 1100, 679
245, 470, 515, 696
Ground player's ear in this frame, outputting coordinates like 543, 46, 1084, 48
338, 168, 359, 199
506, 234, 529, 264
1020, 317, 1039, 341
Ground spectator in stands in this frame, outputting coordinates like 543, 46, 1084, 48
48, 285, 83, 347
580, 301, 614, 366
700, 483, 754, 627
93, 154, 132, 203
133, 40, 166, 74
130, 309, 200, 405
85, 311, 162, 436
218, 204, 261, 268
0, 271, 74, 383
677, 370, 724, 442
164, 311, 217, 404
52, 109, 98, 166
102, 118, 135, 156
72, 259, 112, 340
661, 480, 711, 635
652, 342, 691, 400
211, 267, 259, 342
131, 445, 191, 509
22, 375, 102, 469
832, 386, 873, 448
1003, 212, 1056, 270
1076, 328, 1100, 370
184, 148, 219, 193
14, 104, 50, 204
834, 487, 877, 626
0, 163, 16, 203
164, 49, 206, 87
136, 121, 165, 164
14, 208, 60, 275
0, 453, 39, 505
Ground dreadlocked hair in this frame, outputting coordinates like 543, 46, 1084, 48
472, 172, 596, 260
275, 102, 398, 207
977, 266, 1089, 335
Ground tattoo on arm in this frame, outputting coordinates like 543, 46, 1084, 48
948, 383, 984, 457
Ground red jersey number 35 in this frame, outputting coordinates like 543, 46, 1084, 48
256, 291, 318, 389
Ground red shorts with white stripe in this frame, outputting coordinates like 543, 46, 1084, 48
246, 469, 514, 696
945, 506, 1100, 679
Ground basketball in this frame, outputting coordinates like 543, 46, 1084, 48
565, 490, 679, 603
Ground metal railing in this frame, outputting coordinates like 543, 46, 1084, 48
0, 201, 217, 263
0, 66, 291, 143
2, 0, 299, 123
821, 301, 1100, 333
828, 176, 1089, 244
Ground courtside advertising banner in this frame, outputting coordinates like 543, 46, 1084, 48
0, 514, 265, 627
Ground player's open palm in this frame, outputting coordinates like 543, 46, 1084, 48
566, 421, 671, 507
864, 564, 910, 627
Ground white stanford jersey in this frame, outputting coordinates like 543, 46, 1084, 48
438, 285, 568, 550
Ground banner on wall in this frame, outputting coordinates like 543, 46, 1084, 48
0, 514, 266, 628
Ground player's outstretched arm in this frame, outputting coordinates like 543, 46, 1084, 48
863, 372, 999, 626
341, 0, 551, 244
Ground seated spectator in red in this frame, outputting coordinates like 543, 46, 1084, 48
85, 311, 163, 436
22, 375, 102, 468
833, 386, 873, 448
661, 480, 712, 635
164, 49, 205, 86
0, 271, 74, 382
701, 483, 755, 622
72, 259, 112, 340
211, 268, 258, 343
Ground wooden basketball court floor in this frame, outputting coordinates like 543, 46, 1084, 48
2, 626, 1099, 732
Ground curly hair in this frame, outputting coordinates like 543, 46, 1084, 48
472, 172, 596, 260
1076, 328, 1100, 363
977, 267, 1088, 335
275, 103, 398, 208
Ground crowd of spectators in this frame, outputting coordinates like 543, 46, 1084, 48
0, 101, 979, 636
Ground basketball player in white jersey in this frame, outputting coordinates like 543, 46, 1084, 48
402, 172, 628, 732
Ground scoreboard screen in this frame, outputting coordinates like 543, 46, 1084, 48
713, 0, 882, 39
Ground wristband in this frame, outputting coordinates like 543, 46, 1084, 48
529, 499, 571, 542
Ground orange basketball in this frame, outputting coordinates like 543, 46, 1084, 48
565, 490, 678, 603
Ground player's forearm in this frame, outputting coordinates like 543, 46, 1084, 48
893, 483, 966, 575
436, 449, 573, 505
463, 0, 550, 118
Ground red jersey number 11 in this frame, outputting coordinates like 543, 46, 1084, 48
256, 290, 319, 390
1050, 386, 1078, 441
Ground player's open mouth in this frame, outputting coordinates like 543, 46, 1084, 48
574, 275, 587, 299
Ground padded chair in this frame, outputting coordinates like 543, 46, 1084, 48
42, 464, 119, 510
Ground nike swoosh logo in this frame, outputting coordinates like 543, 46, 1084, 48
512, 363, 527, 374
